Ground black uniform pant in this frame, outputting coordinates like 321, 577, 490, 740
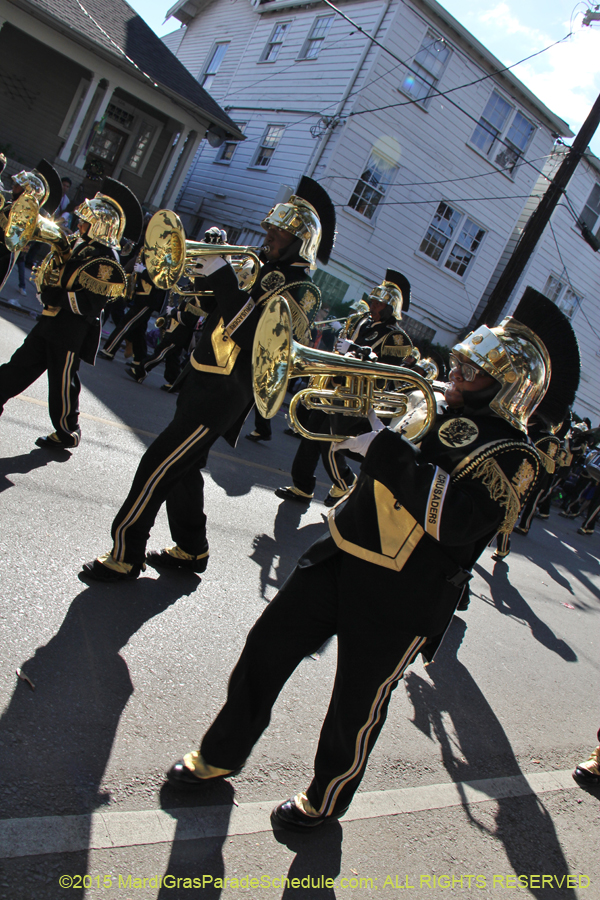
291, 410, 356, 496
135, 333, 185, 385
201, 547, 425, 817
0, 327, 81, 446
103, 305, 151, 364
110, 395, 220, 566
580, 482, 600, 530
252, 409, 272, 439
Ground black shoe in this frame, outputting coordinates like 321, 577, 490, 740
559, 510, 577, 519
160, 384, 173, 392
97, 349, 114, 361
275, 486, 313, 504
513, 526, 529, 535
271, 798, 346, 832
283, 427, 300, 438
572, 747, 600, 785
245, 431, 271, 443
35, 434, 75, 450
80, 558, 143, 582
166, 758, 241, 789
126, 368, 145, 384
577, 527, 594, 535
146, 547, 209, 573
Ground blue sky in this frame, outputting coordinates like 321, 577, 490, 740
129, 0, 600, 155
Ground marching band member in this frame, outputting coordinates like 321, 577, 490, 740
81, 177, 334, 581
163, 289, 579, 832
0, 178, 141, 449
276, 270, 414, 506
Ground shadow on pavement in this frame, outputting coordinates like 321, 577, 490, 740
0, 446, 72, 492
0, 574, 200, 895
474, 561, 578, 662
250, 501, 328, 600
404, 617, 577, 898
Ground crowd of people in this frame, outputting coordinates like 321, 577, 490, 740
0, 154, 597, 831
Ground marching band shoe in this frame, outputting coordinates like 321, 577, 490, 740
512, 526, 529, 535
160, 384, 173, 392
283, 427, 300, 438
559, 510, 577, 518
534, 511, 550, 519
270, 795, 347, 832
275, 486, 313, 504
146, 545, 209, 573
81, 553, 144, 582
126, 368, 146, 384
573, 745, 600, 785
577, 527, 594, 535
167, 752, 241, 789
245, 430, 271, 443
97, 349, 114, 361
35, 434, 75, 450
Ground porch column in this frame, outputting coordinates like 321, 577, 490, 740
162, 130, 200, 209
58, 75, 100, 162
73, 82, 114, 170
147, 128, 189, 208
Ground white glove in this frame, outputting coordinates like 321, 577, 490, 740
133, 261, 146, 274
368, 409, 386, 432
336, 430, 382, 456
336, 338, 352, 354
189, 256, 228, 277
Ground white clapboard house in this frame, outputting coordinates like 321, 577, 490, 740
163, 0, 599, 418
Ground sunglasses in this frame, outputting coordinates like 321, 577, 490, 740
449, 354, 481, 382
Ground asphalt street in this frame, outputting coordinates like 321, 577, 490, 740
0, 280, 598, 899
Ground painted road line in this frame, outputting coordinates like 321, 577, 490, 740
0, 770, 576, 860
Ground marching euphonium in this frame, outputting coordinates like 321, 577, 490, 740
143, 209, 262, 296
252, 296, 437, 443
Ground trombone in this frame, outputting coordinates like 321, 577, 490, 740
143, 209, 262, 296
252, 296, 437, 443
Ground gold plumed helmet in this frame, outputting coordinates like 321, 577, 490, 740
454, 290, 581, 432
260, 176, 336, 270
368, 269, 411, 320
12, 170, 48, 205
261, 194, 321, 269
75, 193, 125, 248
452, 319, 550, 432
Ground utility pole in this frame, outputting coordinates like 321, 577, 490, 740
473, 90, 600, 327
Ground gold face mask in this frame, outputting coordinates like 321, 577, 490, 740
452, 319, 550, 432
74, 194, 125, 248
261, 196, 321, 269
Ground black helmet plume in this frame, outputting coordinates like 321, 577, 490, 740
100, 177, 143, 244
385, 269, 411, 314
512, 287, 580, 427
35, 159, 63, 215
296, 176, 336, 264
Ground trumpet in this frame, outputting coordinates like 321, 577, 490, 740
143, 209, 262, 295
252, 296, 437, 443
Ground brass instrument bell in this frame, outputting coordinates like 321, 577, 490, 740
252, 296, 437, 442
143, 209, 262, 294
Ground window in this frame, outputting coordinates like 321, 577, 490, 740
260, 22, 291, 62
251, 125, 285, 167
470, 90, 535, 175
127, 121, 156, 172
216, 123, 246, 163
200, 42, 229, 91
419, 202, 485, 278
400, 30, 451, 105
299, 15, 333, 59
579, 184, 600, 237
543, 275, 582, 319
348, 150, 398, 219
